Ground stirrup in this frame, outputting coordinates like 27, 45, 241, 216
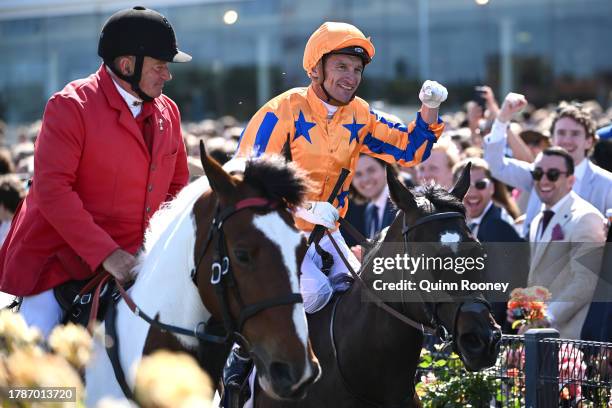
222, 347, 253, 408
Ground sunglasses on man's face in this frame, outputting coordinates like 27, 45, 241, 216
531, 168, 568, 182
471, 178, 491, 190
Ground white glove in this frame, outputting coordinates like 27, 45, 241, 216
294, 201, 339, 229
419, 80, 448, 109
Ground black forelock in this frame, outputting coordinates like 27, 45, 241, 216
242, 155, 311, 207
417, 185, 466, 215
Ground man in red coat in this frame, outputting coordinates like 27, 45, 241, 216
0, 6, 190, 337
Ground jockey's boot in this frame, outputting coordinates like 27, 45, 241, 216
221, 345, 253, 408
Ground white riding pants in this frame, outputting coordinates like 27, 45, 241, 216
20, 288, 63, 338
300, 229, 360, 314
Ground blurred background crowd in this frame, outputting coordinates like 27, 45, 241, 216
1, 0, 611, 342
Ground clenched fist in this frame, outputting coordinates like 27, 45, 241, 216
498, 92, 528, 123
419, 80, 448, 109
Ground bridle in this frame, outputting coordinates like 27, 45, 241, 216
327, 210, 492, 407
399, 211, 491, 344
191, 196, 304, 346
102, 196, 304, 400
110, 196, 303, 347
333, 210, 491, 343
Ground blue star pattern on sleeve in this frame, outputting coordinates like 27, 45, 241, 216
343, 116, 365, 144
336, 190, 349, 208
294, 110, 316, 144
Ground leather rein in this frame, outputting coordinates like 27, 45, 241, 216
84, 196, 303, 345
324, 212, 491, 407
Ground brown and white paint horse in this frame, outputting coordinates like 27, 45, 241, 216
86, 149, 320, 405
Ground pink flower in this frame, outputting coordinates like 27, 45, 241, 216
551, 224, 564, 241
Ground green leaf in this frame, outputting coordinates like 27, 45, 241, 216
434, 359, 448, 367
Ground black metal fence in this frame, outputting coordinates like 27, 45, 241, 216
418, 329, 612, 407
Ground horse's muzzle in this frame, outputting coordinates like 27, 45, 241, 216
255, 354, 321, 400
456, 305, 502, 371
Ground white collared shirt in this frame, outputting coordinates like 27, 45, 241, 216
106, 65, 142, 117
467, 201, 493, 237
322, 100, 338, 119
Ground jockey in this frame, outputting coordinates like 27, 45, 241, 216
223, 21, 448, 404
0, 7, 190, 338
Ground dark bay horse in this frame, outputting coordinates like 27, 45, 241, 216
86, 148, 320, 405
255, 163, 501, 408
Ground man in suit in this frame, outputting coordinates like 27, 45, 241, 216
484, 93, 612, 237
350, 155, 397, 239
580, 220, 612, 342
528, 147, 606, 339
453, 158, 525, 331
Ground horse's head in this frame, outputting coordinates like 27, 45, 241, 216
386, 163, 501, 371
194, 145, 319, 399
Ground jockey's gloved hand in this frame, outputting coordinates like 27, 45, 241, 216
419, 80, 448, 109
295, 201, 339, 229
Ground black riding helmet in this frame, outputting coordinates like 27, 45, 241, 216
98, 6, 191, 101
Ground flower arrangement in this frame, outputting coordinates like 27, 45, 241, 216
507, 286, 552, 333
416, 345, 500, 407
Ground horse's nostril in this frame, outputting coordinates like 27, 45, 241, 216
269, 361, 295, 388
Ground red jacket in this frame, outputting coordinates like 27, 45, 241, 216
0, 65, 188, 296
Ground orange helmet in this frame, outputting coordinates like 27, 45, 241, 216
303, 22, 375, 75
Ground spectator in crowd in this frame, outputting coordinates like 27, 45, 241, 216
0, 175, 25, 245
0, 6, 190, 337
581, 209, 612, 342
527, 147, 606, 339
416, 137, 458, 189
226, 21, 447, 402
453, 158, 524, 331
519, 126, 551, 161
484, 93, 612, 237
0, 149, 14, 175
351, 155, 397, 239
453, 158, 521, 241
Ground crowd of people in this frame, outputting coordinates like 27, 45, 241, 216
0, 8, 610, 406
2, 85, 610, 342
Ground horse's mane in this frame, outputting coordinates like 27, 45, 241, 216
142, 176, 211, 256
417, 184, 466, 215
360, 184, 466, 269
242, 155, 312, 207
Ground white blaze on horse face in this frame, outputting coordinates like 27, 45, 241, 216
439, 231, 461, 253
252, 212, 312, 381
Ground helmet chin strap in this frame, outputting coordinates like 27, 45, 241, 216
106, 55, 154, 102
316, 55, 361, 107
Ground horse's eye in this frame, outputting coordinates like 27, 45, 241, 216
234, 249, 250, 264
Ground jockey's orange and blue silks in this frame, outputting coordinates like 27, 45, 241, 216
235, 85, 444, 231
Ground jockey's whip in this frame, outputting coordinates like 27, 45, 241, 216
308, 168, 350, 276
307, 168, 350, 246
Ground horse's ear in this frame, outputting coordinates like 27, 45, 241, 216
281, 133, 293, 162
386, 164, 418, 214
199, 140, 237, 198
450, 161, 471, 201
